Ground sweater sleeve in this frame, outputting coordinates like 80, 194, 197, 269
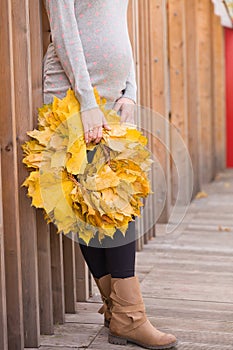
44, 0, 98, 112
122, 58, 137, 104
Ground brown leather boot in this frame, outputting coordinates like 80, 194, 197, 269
94, 274, 112, 328
109, 276, 177, 349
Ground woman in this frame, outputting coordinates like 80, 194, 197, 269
43, 1, 177, 349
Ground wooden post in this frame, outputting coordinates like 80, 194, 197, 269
128, 0, 140, 102
212, 12, 226, 173
63, 234, 76, 313
128, 0, 145, 248
41, 0, 51, 56
196, 0, 214, 184
50, 225, 65, 324
29, 0, 54, 335
37, 217, 54, 334
145, 0, 156, 238
184, 0, 200, 197
149, 0, 171, 223
168, 0, 193, 205
75, 243, 90, 302
0, 0, 24, 348
10, 0, 41, 346
0, 154, 8, 350
138, 0, 147, 244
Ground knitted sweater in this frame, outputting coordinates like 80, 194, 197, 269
43, 0, 137, 111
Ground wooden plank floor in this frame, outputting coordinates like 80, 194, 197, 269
27, 170, 233, 350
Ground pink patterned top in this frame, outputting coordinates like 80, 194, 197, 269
43, 0, 137, 111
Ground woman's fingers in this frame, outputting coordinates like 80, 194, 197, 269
119, 104, 135, 123
113, 97, 136, 124
81, 108, 111, 144
94, 127, 103, 144
87, 127, 96, 143
103, 116, 111, 131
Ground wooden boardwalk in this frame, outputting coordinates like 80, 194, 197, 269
27, 170, 233, 350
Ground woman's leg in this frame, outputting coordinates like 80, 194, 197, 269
79, 230, 136, 279
79, 222, 136, 329
79, 220, 136, 278
79, 243, 109, 279
105, 237, 136, 278
104, 221, 136, 278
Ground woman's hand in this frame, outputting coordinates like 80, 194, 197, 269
81, 108, 111, 144
113, 97, 136, 124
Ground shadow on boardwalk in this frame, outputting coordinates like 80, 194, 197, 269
28, 170, 233, 350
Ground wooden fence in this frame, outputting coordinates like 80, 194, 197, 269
0, 0, 226, 349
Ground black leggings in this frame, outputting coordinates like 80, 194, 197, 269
79, 222, 136, 279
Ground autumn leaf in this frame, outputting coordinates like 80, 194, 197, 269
195, 191, 208, 199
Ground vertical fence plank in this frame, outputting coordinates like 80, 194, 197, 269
10, 0, 41, 346
138, 0, 148, 107
0, 0, 24, 348
184, 0, 200, 197
0, 154, 8, 350
50, 225, 65, 324
196, 0, 214, 184
63, 235, 76, 313
138, 0, 148, 245
168, 0, 192, 205
212, 12, 226, 173
145, 0, 156, 238
41, 0, 51, 56
75, 244, 89, 302
29, 0, 54, 335
128, 0, 144, 249
128, 0, 140, 101
149, 0, 171, 223
37, 218, 54, 334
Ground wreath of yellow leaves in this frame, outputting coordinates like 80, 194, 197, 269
22, 89, 152, 245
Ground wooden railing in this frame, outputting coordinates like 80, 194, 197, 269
0, 0, 226, 349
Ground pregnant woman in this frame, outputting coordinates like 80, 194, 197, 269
43, 1, 177, 349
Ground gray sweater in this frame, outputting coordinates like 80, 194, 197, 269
43, 0, 137, 111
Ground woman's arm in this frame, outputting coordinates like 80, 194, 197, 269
45, 0, 111, 143
45, 0, 98, 112
122, 60, 137, 104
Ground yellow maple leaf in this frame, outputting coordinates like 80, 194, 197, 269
22, 171, 44, 208
27, 127, 53, 146
66, 139, 87, 175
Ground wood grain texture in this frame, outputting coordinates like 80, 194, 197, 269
41, 0, 51, 56
50, 225, 65, 324
212, 12, 226, 173
0, 155, 8, 350
11, 0, 40, 346
37, 213, 54, 335
63, 234, 76, 313
0, 0, 24, 348
138, 0, 148, 244
75, 243, 89, 302
148, 0, 171, 223
196, 0, 214, 184
184, 0, 200, 197
128, 0, 148, 248
168, 0, 192, 205
29, 0, 54, 336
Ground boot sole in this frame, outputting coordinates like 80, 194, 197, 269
108, 332, 178, 349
